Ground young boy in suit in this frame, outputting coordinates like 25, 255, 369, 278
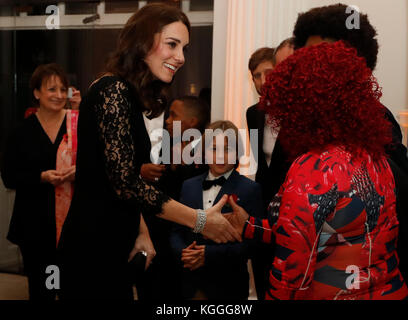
170, 120, 264, 299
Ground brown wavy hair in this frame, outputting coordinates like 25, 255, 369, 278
105, 3, 191, 117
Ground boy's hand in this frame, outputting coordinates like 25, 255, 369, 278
181, 241, 205, 270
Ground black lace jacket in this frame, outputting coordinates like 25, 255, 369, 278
58, 76, 170, 255
93, 77, 170, 215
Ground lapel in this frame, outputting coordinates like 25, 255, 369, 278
194, 172, 207, 209
255, 108, 270, 170
213, 170, 239, 206
256, 107, 265, 148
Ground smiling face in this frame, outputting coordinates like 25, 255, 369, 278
34, 75, 67, 112
144, 21, 190, 83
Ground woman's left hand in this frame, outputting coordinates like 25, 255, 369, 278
128, 230, 156, 270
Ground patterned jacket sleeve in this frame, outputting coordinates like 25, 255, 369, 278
243, 152, 337, 299
94, 79, 170, 216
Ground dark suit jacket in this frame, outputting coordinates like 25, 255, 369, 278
170, 170, 263, 299
246, 104, 290, 300
384, 107, 408, 175
246, 104, 290, 208
387, 158, 408, 282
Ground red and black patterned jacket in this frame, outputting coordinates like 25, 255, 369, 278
244, 146, 408, 300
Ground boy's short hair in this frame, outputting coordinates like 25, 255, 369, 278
248, 47, 276, 74
203, 120, 244, 167
177, 96, 211, 133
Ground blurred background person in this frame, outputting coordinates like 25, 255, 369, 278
24, 85, 81, 119
245, 42, 294, 300
1, 63, 78, 300
273, 37, 295, 66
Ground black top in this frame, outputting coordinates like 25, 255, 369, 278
384, 107, 408, 174
57, 76, 170, 297
1, 114, 66, 249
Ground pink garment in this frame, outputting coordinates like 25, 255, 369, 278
55, 110, 78, 246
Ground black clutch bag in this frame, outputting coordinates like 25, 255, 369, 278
128, 252, 147, 284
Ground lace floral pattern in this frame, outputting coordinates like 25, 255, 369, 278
94, 79, 170, 215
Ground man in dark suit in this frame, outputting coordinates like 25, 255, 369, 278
246, 41, 294, 300
246, 40, 295, 209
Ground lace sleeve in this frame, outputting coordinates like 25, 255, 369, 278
94, 79, 170, 215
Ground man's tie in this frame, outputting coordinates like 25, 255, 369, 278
202, 176, 227, 190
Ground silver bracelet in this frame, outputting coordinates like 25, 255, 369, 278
193, 209, 207, 233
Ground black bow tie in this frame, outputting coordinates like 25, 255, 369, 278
202, 176, 227, 191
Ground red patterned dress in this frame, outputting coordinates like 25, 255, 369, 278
244, 146, 408, 300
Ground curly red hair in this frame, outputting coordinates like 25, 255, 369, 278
259, 41, 391, 161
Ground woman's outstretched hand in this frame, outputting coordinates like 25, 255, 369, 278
224, 195, 250, 236
203, 194, 242, 243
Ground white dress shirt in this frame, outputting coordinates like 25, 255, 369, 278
203, 169, 233, 210
143, 111, 164, 164
263, 114, 278, 167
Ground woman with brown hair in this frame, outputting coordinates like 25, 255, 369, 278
57, 3, 240, 299
1, 63, 78, 300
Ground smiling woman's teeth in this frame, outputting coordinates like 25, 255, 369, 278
164, 63, 176, 71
